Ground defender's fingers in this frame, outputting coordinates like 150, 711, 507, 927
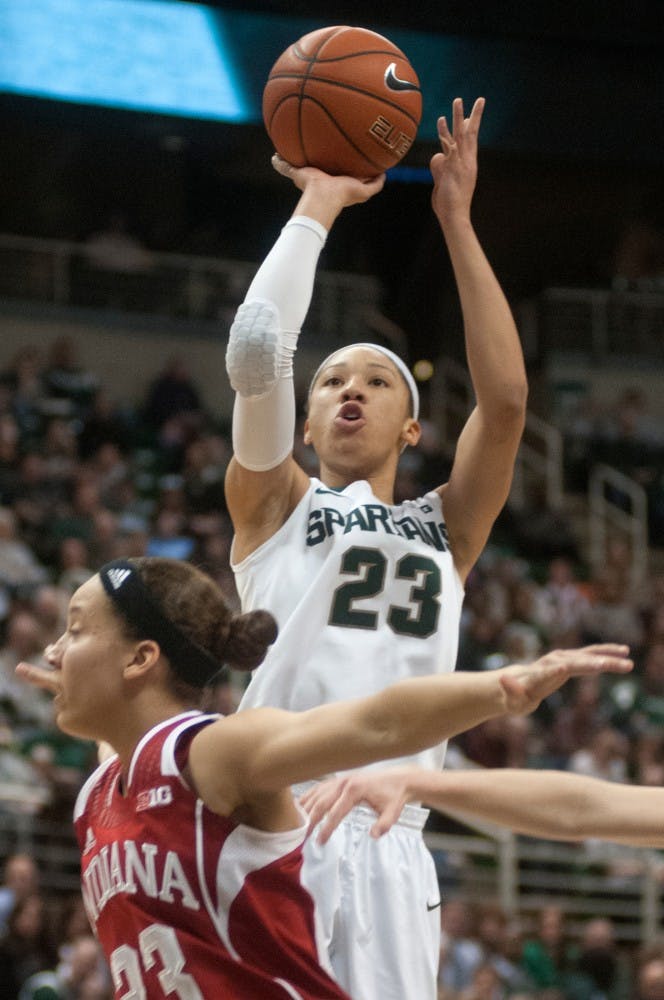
316, 788, 361, 844
452, 97, 465, 136
371, 798, 408, 838
15, 661, 59, 693
300, 786, 339, 829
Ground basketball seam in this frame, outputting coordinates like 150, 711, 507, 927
291, 47, 412, 64
266, 75, 421, 128
298, 97, 387, 174
295, 30, 343, 170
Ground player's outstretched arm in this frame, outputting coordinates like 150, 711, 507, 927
431, 98, 528, 583
187, 644, 632, 821
224, 159, 385, 562
302, 765, 664, 850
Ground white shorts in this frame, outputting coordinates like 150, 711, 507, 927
300, 798, 440, 1000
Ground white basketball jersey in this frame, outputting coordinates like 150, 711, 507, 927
234, 478, 464, 772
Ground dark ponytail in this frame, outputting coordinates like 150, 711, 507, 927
103, 557, 278, 696
222, 610, 279, 671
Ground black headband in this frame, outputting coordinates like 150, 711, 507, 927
99, 559, 223, 688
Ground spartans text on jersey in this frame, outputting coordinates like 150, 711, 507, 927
306, 503, 450, 550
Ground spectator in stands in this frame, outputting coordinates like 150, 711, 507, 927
634, 941, 664, 1000
0, 854, 39, 936
621, 642, 664, 735
0, 891, 59, 997
461, 712, 537, 770
81, 442, 129, 514
88, 508, 123, 566
0, 609, 53, 733
544, 675, 611, 765
540, 556, 591, 647
47, 477, 105, 556
30, 585, 68, 647
568, 917, 632, 1000
77, 389, 132, 463
472, 902, 532, 996
18, 933, 110, 1000
42, 337, 100, 418
40, 417, 79, 486
581, 565, 646, 652
598, 387, 662, 450
567, 725, 630, 783
634, 730, 664, 786
146, 508, 194, 561
438, 899, 483, 994
56, 537, 94, 594
456, 961, 504, 1000
1, 346, 46, 443
142, 354, 202, 431
181, 435, 228, 517
0, 507, 48, 591
111, 512, 149, 561
520, 905, 575, 993
0, 412, 21, 486
12, 451, 69, 561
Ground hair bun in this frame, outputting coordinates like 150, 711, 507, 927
223, 609, 278, 671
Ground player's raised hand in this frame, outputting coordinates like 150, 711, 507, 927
498, 643, 633, 716
430, 96, 484, 222
271, 153, 386, 206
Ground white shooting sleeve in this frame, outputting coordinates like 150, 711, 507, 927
227, 216, 327, 471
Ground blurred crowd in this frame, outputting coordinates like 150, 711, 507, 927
435, 897, 664, 1000
0, 333, 662, 997
0, 853, 110, 999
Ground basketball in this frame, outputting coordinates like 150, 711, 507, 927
262, 25, 422, 177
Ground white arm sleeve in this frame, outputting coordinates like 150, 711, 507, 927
228, 215, 327, 472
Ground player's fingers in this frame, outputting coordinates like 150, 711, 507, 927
466, 96, 485, 136
316, 786, 365, 844
363, 172, 386, 192
437, 116, 453, 144
577, 643, 631, 656
271, 152, 293, 175
567, 651, 634, 675
15, 661, 59, 693
300, 786, 338, 828
451, 97, 465, 137
371, 797, 407, 838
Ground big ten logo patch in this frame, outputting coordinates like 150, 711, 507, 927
136, 786, 173, 811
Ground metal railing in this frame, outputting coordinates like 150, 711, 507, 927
588, 463, 650, 587
0, 232, 382, 347
540, 286, 664, 362
0, 801, 660, 944
430, 357, 564, 510
430, 355, 651, 582
425, 805, 663, 944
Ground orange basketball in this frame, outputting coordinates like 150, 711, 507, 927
262, 25, 422, 177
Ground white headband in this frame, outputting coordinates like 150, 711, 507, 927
309, 343, 420, 420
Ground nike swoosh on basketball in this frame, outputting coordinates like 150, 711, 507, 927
384, 63, 420, 93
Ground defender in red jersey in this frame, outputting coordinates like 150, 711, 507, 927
17, 556, 632, 999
